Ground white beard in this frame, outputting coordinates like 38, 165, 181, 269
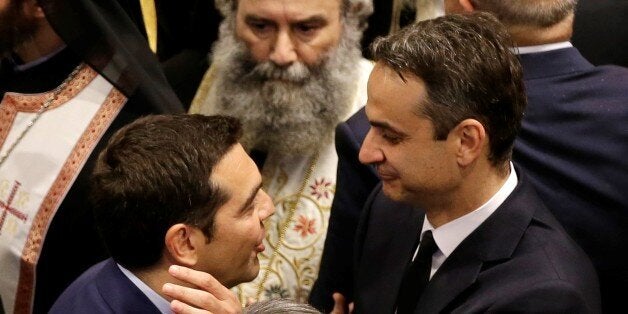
206, 16, 363, 156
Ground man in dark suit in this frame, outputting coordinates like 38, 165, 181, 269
443, 1, 628, 311
50, 114, 275, 313
314, 0, 627, 311
334, 12, 600, 313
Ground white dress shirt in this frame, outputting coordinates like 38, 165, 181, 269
117, 264, 172, 314
413, 162, 518, 279
513, 41, 572, 55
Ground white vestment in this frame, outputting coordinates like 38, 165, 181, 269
0, 66, 126, 313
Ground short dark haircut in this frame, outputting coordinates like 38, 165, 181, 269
370, 12, 526, 167
91, 114, 242, 269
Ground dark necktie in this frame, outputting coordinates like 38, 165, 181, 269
395, 230, 438, 314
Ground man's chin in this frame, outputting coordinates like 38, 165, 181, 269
245, 264, 261, 283
381, 179, 399, 195
227, 267, 260, 288
381, 182, 413, 204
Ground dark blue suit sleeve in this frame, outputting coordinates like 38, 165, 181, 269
309, 108, 379, 311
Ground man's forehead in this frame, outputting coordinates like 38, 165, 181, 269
235, 0, 342, 17
212, 144, 260, 188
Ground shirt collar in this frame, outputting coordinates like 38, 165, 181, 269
421, 162, 518, 258
117, 263, 172, 314
511, 41, 572, 55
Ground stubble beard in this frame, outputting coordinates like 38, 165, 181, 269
206, 16, 363, 156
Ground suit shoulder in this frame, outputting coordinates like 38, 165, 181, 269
50, 259, 114, 313
501, 206, 600, 305
486, 278, 601, 313
514, 204, 596, 280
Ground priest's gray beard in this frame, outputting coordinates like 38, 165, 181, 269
208, 19, 363, 156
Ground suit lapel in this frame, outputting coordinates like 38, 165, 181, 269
355, 185, 425, 313
416, 256, 483, 313
415, 172, 537, 313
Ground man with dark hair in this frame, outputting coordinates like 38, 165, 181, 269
347, 12, 599, 313
317, 0, 628, 311
50, 114, 274, 313
191, 0, 375, 304
164, 12, 601, 314
445, 1, 628, 311
0, 0, 182, 312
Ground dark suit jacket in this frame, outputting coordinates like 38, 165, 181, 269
312, 47, 628, 313
50, 258, 160, 313
354, 175, 601, 314
515, 47, 628, 311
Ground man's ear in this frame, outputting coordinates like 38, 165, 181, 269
452, 119, 486, 167
458, 0, 476, 12
164, 223, 202, 267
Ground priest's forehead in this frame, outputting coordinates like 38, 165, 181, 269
218, 0, 349, 15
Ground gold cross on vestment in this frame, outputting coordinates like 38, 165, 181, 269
0, 181, 28, 235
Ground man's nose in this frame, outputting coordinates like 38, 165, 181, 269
259, 190, 275, 220
358, 129, 385, 165
269, 31, 297, 67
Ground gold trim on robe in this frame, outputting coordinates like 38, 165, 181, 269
0, 66, 127, 313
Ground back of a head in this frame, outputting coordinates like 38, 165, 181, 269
470, 0, 576, 28
90, 114, 242, 270
370, 12, 526, 167
244, 299, 321, 314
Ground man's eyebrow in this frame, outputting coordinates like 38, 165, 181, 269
293, 15, 328, 25
244, 15, 276, 25
244, 14, 328, 26
239, 182, 263, 213
369, 120, 406, 136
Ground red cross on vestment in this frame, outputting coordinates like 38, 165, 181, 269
0, 181, 28, 235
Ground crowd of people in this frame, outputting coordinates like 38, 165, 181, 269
1, 0, 626, 313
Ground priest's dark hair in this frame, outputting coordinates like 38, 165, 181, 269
90, 114, 242, 269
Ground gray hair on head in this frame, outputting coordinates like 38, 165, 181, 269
470, 0, 577, 27
244, 299, 322, 314
214, 0, 374, 31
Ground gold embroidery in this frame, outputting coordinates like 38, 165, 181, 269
253, 152, 320, 300
189, 65, 217, 114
